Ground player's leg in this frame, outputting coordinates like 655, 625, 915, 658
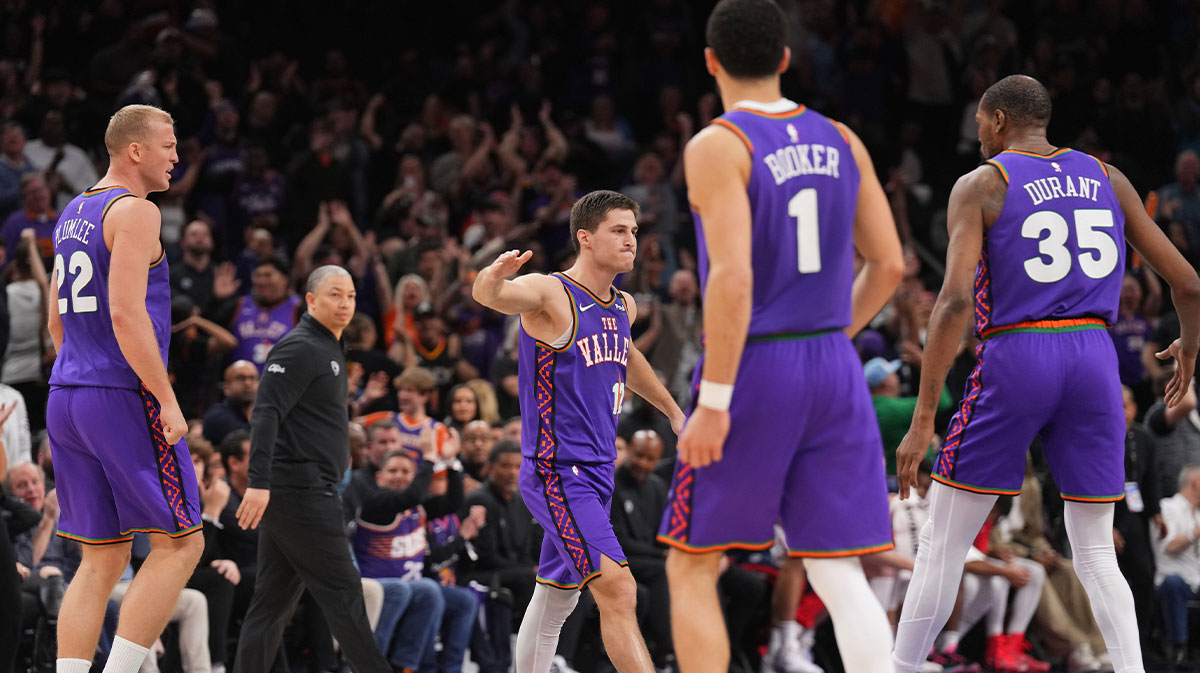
57, 542, 133, 660
587, 555, 654, 673
1042, 331, 1142, 673
48, 386, 141, 672
661, 342, 795, 673
764, 555, 809, 673
892, 483, 997, 673
665, 548, 726, 673
895, 337, 1049, 673
782, 335, 893, 673
111, 532, 204, 644
1063, 502, 1142, 673
516, 461, 583, 673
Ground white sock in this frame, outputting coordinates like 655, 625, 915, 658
805, 556, 893, 673
102, 637, 151, 673
892, 483, 997, 673
937, 630, 960, 653
515, 584, 580, 673
1064, 501, 1144, 673
58, 658, 92, 673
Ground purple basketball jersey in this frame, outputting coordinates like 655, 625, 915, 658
231, 294, 301, 371
354, 506, 427, 579
976, 149, 1124, 335
519, 273, 629, 464
698, 100, 861, 336
49, 186, 171, 390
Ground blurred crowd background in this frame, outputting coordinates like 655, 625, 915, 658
4, 1, 1200, 672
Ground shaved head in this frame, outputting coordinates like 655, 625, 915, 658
980, 75, 1052, 129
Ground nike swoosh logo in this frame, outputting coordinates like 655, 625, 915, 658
579, 303, 596, 312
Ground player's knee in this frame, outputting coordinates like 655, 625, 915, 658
590, 569, 637, 614
665, 548, 722, 585
176, 531, 205, 566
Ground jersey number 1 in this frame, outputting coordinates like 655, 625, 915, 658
54, 251, 97, 314
789, 188, 821, 274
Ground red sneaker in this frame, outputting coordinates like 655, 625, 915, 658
1010, 634, 1050, 673
984, 635, 1027, 673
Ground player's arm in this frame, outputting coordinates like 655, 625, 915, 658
108, 197, 187, 443
621, 292, 685, 435
675, 125, 753, 468
471, 250, 558, 316
895, 165, 998, 498
1110, 163, 1200, 407
843, 126, 905, 336
47, 264, 62, 354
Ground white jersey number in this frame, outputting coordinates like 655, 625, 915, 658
789, 188, 821, 274
54, 251, 98, 314
1021, 209, 1118, 283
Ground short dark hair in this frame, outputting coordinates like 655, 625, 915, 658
219, 430, 251, 474
367, 419, 399, 442
488, 439, 521, 464
706, 0, 788, 80
254, 254, 290, 277
980, 75, 1052, 129
569, 190, 639, 253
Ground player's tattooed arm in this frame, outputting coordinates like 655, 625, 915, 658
895, 168, 987, 497
975, 162, 1009, 224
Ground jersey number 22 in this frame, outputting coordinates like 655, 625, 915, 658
54, 251, 98, 314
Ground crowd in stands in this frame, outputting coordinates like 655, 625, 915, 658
4, 1, 1200, 672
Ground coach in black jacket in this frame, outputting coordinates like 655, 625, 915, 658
233, 266, 389, 673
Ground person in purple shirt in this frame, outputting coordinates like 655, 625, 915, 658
892, 75, 1200, 673
1109, 274, 1154, 389
2, 173, 56, 265
46, 104, 203, 673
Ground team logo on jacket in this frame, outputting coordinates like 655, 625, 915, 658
331, 361, 340, 376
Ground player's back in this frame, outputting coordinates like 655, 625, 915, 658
977, 149, 1124, 337
49, 186, 171, 390
698, 100, 861, 336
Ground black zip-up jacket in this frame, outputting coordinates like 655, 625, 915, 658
248, 313, 350, 491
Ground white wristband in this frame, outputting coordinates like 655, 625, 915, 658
697, 380, 734, 411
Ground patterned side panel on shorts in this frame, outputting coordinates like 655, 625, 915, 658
533, 344, 594, 578
973, 243, 993, 337
933, 342, 986, 482
663, 463, 695, 542
138, 383, 196, 531
535, 346, 558, 462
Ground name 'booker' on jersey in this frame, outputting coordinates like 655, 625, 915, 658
698, 101, 861, 336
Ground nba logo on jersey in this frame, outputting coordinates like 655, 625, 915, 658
787, 123, 799, 143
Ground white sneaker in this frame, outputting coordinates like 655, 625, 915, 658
768, 638, 824, 673
1067, 644, 1100, 673
550, 656, 580, 673
1094, 651, 1113, 673
919, 661, 945, 673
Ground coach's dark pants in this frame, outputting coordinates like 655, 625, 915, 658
233, 489, 388, 673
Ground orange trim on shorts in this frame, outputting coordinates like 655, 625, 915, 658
931, 473, 1021, 496
786, 541, 895, 558
56, 530, 135, 545
979, 316, 1107, 339
711, 119, 753, 155
656, 534, 774, 554
1061, 492, 1125, 503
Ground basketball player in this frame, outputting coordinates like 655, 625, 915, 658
891, 75, 1200, 673
655, 2, 905, 673
46, 105, 204, 673
472, 189, 685, 673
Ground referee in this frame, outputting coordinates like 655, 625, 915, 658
233, 265, 389, 673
